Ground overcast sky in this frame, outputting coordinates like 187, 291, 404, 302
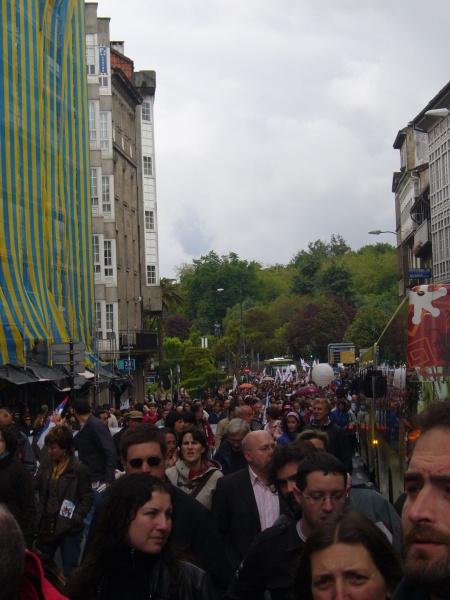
98, 0, 450, 278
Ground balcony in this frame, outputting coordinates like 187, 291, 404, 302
413, 220, 431, 258
119, 330, 157, 353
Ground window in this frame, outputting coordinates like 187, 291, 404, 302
106, 303, 114, 331
104, 240, 113, 277
142, 101, 151, 121
89, 102, 96, 141
90, 168, 98, 206
145, 210, 154, 231
100, 112, 109, 149
143, 156, 153, 176
95, 302, 102, 340
99, 76, 108, 87
86, 46, 95, 74
93, 235, 101, 274
147, 265, 156, 284
102, 176, 111, 213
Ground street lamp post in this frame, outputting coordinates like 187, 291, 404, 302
368, 229, 406, 298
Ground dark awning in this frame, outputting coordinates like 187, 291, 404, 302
25, 362, 68, 382
0, 365, 38, 385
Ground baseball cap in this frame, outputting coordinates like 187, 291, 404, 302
128, 410, 143, 420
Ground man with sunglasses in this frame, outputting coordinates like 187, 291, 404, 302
224, 453, 347, 600
84, 424, 232, 594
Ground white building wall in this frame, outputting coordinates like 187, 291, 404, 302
428, 116, 450, 282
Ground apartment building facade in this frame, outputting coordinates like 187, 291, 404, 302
85, 4, 162, 403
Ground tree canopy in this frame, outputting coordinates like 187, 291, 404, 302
159, 236, 400, 384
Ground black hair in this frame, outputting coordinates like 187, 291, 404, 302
268, 440, 317, 492
296, 452, 347, 492
0, 424, 18, 454
120, 424, 167, 461
178, 427, 207, 457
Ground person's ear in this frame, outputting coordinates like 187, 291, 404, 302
293, 485, 302, 507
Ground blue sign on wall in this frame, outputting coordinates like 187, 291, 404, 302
99, 46, 108, 74
119, 359, 135, 371
408, 269, 432, 279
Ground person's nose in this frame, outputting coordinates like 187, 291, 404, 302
140, 460, 152, 473
322, 496, 334, 512
155, 514, 170, 531
407, 485, 436, 524
333, 579, 346, 600
286, 480, 296, 494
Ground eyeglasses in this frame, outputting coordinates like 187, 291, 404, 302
228, 438, 245, 445
301, 492, 346, 505
127, 456, 163, 468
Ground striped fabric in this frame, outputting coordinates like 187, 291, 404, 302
0, 0, 93, 365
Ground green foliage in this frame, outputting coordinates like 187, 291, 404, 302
181, 346, 227, 397
160, 278, 185, 315
183, 347, 215, 377
163, 337, 191, 362
290, 235, 352, 298
343, 305, 392, 353
167, 236, 401, 367
286, 295, 353, 361
188, 325, 202, 347
180, 251, 261, 333
344, 243, 397, 298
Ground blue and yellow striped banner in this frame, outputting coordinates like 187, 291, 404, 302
0, 0, 93, 365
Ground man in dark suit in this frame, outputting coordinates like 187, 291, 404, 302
211, 430, 283, 571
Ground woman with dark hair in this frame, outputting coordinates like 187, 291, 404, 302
165, 411, 196, 435
0, 424, 36, 549
34, 425, 93, 577
166, 428, 222, 510
66, 473, 216, 599
294, 511, 402, 600
276, 411, 304, 445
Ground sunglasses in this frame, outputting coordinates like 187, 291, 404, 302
127, 456, 163, 468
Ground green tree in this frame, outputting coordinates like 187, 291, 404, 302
160, 277, 185, 313
286, 296, 352, 360
343, 305, 392, 353
290, 236, 351, 296
180, 251, 261, 333
344, 243, 397, 298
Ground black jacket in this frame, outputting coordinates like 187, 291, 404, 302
35, 455, 93, 537
0, 454, 36, 547
87, 545, 217, 600
211, 467, 285, 571
74, 415, 116, 484
214, 440, 247, 476
225, 521, 304, 600
391, 578, 431, 600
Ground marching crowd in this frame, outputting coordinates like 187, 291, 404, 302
0, 373, 450, 599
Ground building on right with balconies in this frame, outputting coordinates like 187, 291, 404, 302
393, 80, 450, 293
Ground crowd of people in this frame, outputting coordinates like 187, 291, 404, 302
0, 374, 450, 599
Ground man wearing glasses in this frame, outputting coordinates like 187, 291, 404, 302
224, 453, 347, 600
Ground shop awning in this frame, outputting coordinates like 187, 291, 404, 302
0, 365, 38, 385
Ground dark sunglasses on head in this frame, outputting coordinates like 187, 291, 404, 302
128, 456, 163, 468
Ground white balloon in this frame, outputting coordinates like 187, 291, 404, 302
312, 363, 334, 387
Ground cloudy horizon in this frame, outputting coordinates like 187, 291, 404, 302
98, 0, 450, 277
